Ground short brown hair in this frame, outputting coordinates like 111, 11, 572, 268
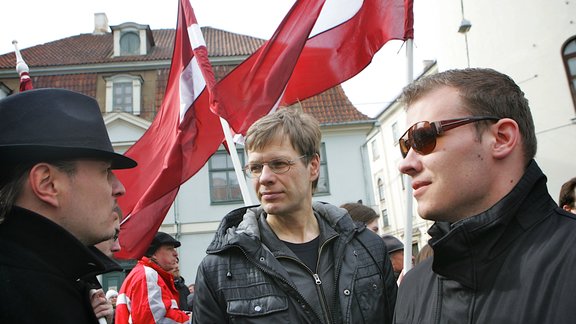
340, 202, 379, 224
559, 177, 576, 209
244, 108, 321, 190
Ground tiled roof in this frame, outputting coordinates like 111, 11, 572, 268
0, 27, 371, 125
0, 27, 264, 68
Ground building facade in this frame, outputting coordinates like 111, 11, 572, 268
0, 13, 377, 288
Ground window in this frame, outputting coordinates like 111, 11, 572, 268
314, 143, 330, 195
378, 178, 385, 202
113, 82, 133, 113
381, 209, 389, 228
120, 32, 140, 55
371, 139, 380, 160
105, 74, 143, 115
392, 122, 400, 145
209, 149, 245, 204
562, 36, 576, 111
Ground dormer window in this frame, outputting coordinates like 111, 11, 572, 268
120, 32, 140, 55
110, 22, 155, 57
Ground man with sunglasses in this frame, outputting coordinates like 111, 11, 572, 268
192, 108, 397, 323
393, 68, 576, 323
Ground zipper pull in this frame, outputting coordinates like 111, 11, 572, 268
313, 273, 322, 285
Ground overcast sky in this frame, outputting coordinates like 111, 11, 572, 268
0, 0, 435, 117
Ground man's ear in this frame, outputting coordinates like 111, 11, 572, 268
28, 163, 62, 208
563, 205, 574, 212
491, 118, 520, 160
309, 153, 321, 181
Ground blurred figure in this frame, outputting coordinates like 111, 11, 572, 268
104, 289, 118, 324
0, 89, 136, 323
105, 289, 118, 308
94, 206, 122, 258
187, 284, 195, 312
414, 244, 434, 266
559, 177, 576, 214
381, 234, 405, 279
116, 232, 189, 324
171, 258, 192, 312
88, 206, 123, 323
340, 202, 380, 233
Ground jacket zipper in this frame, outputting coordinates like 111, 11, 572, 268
235, 247, 323, 324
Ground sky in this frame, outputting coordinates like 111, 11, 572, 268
0, 0, 435, 117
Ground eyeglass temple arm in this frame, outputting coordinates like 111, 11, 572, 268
434, 117, 499, 135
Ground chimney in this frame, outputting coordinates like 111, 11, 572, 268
93, 13, 109, 35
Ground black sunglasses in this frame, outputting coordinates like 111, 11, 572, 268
399, 116, 500, 158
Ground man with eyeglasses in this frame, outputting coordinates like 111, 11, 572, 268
393, 68, 576, 323
192, 108, 397, 323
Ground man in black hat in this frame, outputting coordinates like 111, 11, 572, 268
116, 232, 190, 324
381, 234, 406, 281
0, 88, 137, 323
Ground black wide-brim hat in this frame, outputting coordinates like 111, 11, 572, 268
0, 88, 136, 169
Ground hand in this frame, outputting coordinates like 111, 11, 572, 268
90, 289, 113, 324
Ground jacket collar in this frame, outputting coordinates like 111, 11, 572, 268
207, 202, 358, 254
139, 256, 179, 295
0, 206, 108, 280
429, 160, 554, 289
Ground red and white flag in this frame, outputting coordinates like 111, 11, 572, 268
212, 0, 327, 135
214, 0, 414, 135
114, 0, 223, 259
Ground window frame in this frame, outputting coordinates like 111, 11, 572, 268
313, 142, 330, 196
208, 149, 246, 204
104, 74, 143, 115
562, 36, 576, 112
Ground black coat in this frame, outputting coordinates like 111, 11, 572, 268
0, 207, 112, 324
394, 161, 576, 324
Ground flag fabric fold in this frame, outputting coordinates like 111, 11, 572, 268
114, 0, 223, 259
211, 0, 326, 135
213, 0, 414, 135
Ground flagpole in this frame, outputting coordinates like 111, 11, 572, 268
219, 117, 255, 205
403, 38, 414, 276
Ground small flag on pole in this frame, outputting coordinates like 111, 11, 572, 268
12, 40, 33, 92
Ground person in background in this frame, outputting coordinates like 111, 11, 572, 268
0, 88, 136, 324
101, 289, 117, 324
172, 257, 192, 312
559, 177, 576, 214
193, 108, 397, 323
340, 202, 380, 234
381, 234, 405, 280
116, 232, 189, 324
394, 68, 576, 323
413, 244, 433, 266
86, 206, 123, 324
187, 284, 195, 313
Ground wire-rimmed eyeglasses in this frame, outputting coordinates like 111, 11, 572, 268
243, 155, 308, 178
399, 116, 500, 158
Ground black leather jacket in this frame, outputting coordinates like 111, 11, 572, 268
193, 201, 397, 324
394, 161, 576, 324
